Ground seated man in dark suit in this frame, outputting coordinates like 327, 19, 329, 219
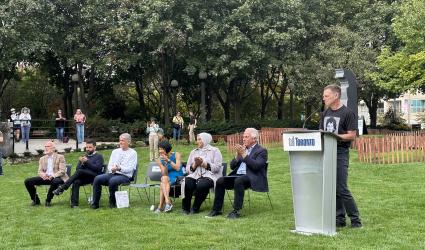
206, 128, 268, 219
53, 139, 104, 208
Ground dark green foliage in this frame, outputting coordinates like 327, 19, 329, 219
379, 107, 410, 131
23, 151, 32, 157
196, 119, 304, 135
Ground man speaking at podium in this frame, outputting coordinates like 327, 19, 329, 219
320, 84, 362, 228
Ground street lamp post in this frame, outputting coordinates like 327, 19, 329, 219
170, 79, 179, 115
198, 71, 207, 122
71, 73, 79, 150
288, 81, 295, 124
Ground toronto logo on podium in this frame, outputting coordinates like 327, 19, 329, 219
288, 136, 316, 147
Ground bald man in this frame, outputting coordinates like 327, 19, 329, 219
24, 141, 69, 206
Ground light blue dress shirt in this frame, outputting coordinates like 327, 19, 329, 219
236, 144, 256, 175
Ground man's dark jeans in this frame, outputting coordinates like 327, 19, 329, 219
336, 147, 361, 225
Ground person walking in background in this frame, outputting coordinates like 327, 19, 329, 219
73, 109, 86, 144
188, 111, 197, 143
320, 84, 362, 228
19, 107, 31, 144
10, 108, 20, 142
146, 117, 159, 161
153, 140, 183, 213
55, 109, 66, 143
172, 111, 184, 141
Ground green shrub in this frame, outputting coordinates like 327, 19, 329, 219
378, 107, 410, 131
195, 119, 303, 135
23, 151, 32, 157
213, 138, 226, 146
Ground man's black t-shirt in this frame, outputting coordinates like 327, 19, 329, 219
319, 105, 357, 149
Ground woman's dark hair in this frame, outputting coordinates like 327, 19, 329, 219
159, 140, 172, 153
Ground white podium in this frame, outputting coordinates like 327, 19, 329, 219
283, 130, 338, 236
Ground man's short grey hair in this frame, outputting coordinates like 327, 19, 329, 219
120, 133, 131, 144
245, 128, 259, 142
324, 84, 341, 98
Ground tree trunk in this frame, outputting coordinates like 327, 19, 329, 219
367, 98, 379, 129
0, 71, 12, 99
260, 81, 267, 118
63, 67, 73, 119
160, 50, 171, 127
86, 65, 96, 116
213, 78, 230, 122
135, 78, 147, 120
289, 91, 294, 123
206, 82, 212, 121
277, 86, 286, 120
77, 62, 87, 112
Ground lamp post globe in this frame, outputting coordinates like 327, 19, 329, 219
171, 79, 178, 88
198, 71, 207, 122
170, 80, 179, 114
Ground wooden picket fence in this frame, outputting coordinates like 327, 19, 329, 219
226, 127, 306, 154
356, 131, 425, 164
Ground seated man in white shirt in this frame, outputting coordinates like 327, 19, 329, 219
91, 133, 137, 209
24, 141, 68, 206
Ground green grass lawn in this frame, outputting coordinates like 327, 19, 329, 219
1, 145, 424, 249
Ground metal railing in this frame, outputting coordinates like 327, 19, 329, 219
9, 119, 79, 153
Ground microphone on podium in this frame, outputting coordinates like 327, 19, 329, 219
302, 105, 323, 129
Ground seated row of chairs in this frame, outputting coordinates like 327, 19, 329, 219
40, 162, 272, 211
126, 162, 273, 211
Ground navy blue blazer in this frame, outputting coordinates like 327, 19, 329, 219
229, 144, 268, 192
76, 153, 104, 175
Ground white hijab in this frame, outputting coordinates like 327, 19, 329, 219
198, 132, 212, 148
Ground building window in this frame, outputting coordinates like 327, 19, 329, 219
393, 100, 402, 114
377, 102, 385, 114
410, 100, 425, 113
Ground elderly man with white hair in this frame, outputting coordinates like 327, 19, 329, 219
206, 128, 268, 219
91, 133, 137, 209
24, 141, 68, 206
181, 132, 223, 214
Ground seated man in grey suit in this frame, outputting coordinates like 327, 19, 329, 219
206, 128, 268, 219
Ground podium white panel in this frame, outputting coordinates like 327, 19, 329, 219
284, 131, 337, 236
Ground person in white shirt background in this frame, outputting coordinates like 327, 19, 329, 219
19, 107, 31, 144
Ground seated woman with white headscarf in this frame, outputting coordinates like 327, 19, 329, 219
182, 132, 223, 214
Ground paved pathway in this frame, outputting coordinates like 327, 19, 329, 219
12, 139, 86, 155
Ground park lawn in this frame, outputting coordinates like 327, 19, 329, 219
0, 145, 424, 249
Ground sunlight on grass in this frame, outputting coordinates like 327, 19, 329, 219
1, 145, 424, 249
